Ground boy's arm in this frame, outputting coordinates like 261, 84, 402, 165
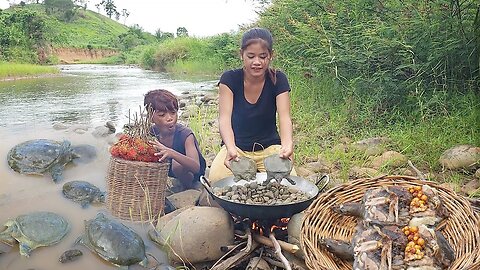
276, 91, 294, 159
151, 138, 201, 174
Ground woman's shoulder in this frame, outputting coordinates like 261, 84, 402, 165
220, 68, 243, 80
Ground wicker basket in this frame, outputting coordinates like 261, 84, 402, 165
106, 156, 169, 222
301, 175, 480, 270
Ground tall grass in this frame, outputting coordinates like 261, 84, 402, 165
0, 63, 59, 79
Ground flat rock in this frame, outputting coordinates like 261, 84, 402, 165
371, 151, 407, 169
439, 145, 480, 170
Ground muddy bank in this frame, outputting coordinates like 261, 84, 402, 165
51, 48, 118, 64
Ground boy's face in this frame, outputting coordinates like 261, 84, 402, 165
152, 110, 177, 135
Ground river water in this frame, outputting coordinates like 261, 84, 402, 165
0, 64, 217, 269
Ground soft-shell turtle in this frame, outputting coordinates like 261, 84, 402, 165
62, 180, 105, 208
263, 154, 295, 185
0, 211, 70, 257
76, 213, 148, 269
230, 156, 257, 182
7, 139, 97, 182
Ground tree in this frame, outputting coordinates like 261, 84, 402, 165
176, 26, 188, 37
99, 0, 117, 18
121, 8, 129, 24
154, 28, 174, 42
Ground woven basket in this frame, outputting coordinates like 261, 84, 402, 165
106, 156, 169, 222
301, 175, 480, 270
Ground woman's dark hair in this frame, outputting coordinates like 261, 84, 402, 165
241, 27, 278, 84
144, 89, 178, 112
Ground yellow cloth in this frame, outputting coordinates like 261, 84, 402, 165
208, 145, 296, 183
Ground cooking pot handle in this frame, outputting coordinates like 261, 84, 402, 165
315, 174, 330, 192
200, 175, 215, 196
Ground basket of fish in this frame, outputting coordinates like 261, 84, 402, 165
301, 175, 480, 270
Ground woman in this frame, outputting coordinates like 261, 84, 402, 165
209, 27, 295, 182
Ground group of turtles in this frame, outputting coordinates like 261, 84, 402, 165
2, 139, 170, 269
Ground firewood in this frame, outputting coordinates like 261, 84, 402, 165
210, 241, 259, 270
253, 233, 300, 254
269, 232, 292, 270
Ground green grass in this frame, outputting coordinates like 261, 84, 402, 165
0, 63, 59, 79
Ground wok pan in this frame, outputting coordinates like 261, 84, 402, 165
200, 173, 329, 220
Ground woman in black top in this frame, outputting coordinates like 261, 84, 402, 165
209, 27, 294, 182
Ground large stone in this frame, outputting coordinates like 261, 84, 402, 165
153, 206, 234, 264
166, 189, 201, 210
287, 212, 305, 259
302, 160, 331, 173
370, 151, 407, 169
439, 145, 480, 170
351, 137, 390, 152
349, 166, 380, 178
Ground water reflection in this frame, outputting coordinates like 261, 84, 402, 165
0, 64, 217, 269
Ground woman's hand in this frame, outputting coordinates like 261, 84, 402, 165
224, 147, 239, 169
149, 140, 173, 162
279, 144, 293, 160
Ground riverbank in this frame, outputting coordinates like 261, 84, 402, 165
0, 63, 59, 81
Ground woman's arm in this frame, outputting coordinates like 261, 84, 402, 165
218, 83, 238, 166
276, 91, 294, 159
151, 135, 201, 174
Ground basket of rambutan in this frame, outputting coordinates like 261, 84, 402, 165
106, 107, 169, 222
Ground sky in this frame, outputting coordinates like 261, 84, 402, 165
0, 0, 262, 37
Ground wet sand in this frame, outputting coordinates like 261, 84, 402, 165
0, 128, 169, 269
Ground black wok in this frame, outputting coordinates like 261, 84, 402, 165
200, 172, 329, 220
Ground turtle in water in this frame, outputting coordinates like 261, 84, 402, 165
263, 154, 295, 185
62, 180, 106, 208
0, 211, 70, 257
7, 139, 97, 182
230, 156, 257, 182
76, 213, 149, 269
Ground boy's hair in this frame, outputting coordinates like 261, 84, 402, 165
144, 89, 178, 112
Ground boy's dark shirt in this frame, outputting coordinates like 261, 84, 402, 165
152, 123, 206, 182
219, 68, 291, 151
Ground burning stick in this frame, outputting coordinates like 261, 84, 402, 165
269, 232, 292, 270
252, 233, 300, 254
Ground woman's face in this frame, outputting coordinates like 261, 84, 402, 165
241, 41, 271, 79
152, 110, 177, 135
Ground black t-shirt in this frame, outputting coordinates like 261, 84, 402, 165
219, 68, 291, 151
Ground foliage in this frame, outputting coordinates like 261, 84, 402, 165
44, 0, 75, 21
176, 27, 188, 37
154, 29, 174, 42
259, 0, 479, 123
0, 6, 51, 63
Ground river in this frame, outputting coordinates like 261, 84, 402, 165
0, 64, 217, 269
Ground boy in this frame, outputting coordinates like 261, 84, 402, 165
144, 89, 206, 191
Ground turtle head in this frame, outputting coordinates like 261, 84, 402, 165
95, 192, 106, 203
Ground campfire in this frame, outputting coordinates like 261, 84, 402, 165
210, 215, 306, 270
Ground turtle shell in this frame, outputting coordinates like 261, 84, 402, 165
77, 213, 148, 267
0, 211, 70, 257
7, 139, 73, 182
62, 180, 105, 207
